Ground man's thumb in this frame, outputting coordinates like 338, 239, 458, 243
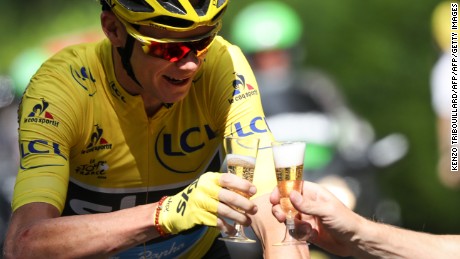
290, 190, 303, 207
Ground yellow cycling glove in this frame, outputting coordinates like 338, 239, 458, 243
155, 172, 222, 235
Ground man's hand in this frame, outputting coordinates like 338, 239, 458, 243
156, 172, 258, 234
270, 181, 360, 257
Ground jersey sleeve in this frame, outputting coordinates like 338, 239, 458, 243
203, 37, 276, 197
12, 47, 91, 213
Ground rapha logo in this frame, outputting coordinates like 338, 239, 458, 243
81, 124, 112, 154
23, 98, 59, 127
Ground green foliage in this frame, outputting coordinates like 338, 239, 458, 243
0, 0, 100, 73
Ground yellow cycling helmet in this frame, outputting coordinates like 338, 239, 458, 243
103, 0, 228, 32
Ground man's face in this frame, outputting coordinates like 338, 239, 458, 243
128, 25, 215, 104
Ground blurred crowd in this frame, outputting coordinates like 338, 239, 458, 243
0, 78, 17, 249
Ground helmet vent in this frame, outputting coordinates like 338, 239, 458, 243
150, 15, 194, 28
216, 0, 226, 8
190, 0, 210, 16
118, 0, 154, 12
157, 0, 187, 14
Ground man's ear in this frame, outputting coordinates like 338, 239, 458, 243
101, 11, 126, 47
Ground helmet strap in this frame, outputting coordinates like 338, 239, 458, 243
117, 34, 142, 87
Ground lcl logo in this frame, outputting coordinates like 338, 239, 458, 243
234, 116, 268, 137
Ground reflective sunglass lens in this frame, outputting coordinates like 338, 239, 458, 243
144, 34, 215, 62
165, 45, 191, 62
190, 36, 214, 51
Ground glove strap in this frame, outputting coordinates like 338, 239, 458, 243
154, 196, 170, 237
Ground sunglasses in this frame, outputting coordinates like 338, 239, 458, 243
119, 18, 221, 62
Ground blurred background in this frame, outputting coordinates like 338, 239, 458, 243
0, 0, 458, 257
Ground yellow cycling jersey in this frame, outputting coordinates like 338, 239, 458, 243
13, 37, 276, 258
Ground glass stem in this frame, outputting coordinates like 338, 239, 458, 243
233, 223, 246, 238
283, 218, 297, 242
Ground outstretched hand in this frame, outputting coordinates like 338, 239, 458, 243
270, 181, 363, 257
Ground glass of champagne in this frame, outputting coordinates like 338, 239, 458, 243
271, 141, 306, 246
219, 136, 260, 243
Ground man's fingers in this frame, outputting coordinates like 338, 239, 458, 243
218, 187, 257, 214
290, 190, 305, 215
219, 173, 257, 197
269, 186, 280, 205
271, 204, 286, 223
217, 201, 253, 226
290, 190, 308, 213
217, 173, 258, 218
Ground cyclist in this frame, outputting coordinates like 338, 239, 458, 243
3, 0, 309, 258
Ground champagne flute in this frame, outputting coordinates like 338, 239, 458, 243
219, 136, 260, 243
271, 141, 306, 246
